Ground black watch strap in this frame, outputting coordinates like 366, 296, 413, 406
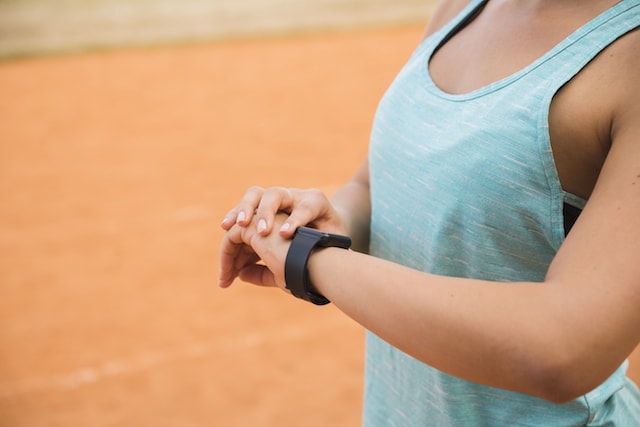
284, 226, 351, 305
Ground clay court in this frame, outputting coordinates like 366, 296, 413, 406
1, 3, 639, 426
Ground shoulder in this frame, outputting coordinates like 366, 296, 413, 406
422, 0, 474, 39
604, 28, 640, 141
560, 26, 640, 149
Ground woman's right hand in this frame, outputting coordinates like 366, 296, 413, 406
220, 186, 346, 238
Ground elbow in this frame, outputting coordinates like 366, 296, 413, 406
530, 366, 590, 404
524, 349, 613, 404
508, 302, 623, 404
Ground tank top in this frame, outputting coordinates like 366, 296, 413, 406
365, 0, 640, 425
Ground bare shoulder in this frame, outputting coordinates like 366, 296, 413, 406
557, 26, 640, 150
422, 0, 474, 39
573, 27, 640, 231
605, 28, 640, 141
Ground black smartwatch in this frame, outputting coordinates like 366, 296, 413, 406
284, 226, 351, 305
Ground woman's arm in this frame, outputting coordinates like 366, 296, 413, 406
220, 62, 640, 403
219, 158, 371, 287
306, 57, 640, 402
329, 159, 371, 253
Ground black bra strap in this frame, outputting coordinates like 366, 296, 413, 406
563, 202, 582, 236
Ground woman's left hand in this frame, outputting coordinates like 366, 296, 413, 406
218, 213, 292, 290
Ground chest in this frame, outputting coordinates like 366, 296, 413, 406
428, 0, 618, 199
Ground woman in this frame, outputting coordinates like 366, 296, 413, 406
219, 0, 640, 424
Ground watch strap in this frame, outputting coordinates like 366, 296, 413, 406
284, 226, 351, 305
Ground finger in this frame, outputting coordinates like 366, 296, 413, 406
255, 187, 295, 235
278, 189, 331, 237
219, 225, 258, 287
219, 234, 240, 287
234, 186, 264, 226
219, 230, 243, 287
220, 208, 238, 230
220, 244, 261, 288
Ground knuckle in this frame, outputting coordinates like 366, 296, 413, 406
263, 186, 284, 198
306, 188, 325, 199
241, 186, 263, 202
257, 190, 279, 210
295, 198, 316, 213
239, 186, 264, 208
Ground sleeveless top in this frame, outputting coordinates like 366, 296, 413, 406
365, 0, 640, 425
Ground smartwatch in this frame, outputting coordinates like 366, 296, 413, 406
284, 226, 351, 305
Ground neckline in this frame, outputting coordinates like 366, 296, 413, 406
423, 0, 633, 101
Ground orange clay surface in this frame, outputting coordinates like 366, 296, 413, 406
1, 24, 639, 427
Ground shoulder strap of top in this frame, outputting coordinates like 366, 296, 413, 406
415, 0, 489, 55
433, 0, 489, 52
537, 0, 640, 89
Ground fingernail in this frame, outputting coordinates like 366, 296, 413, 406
257, 219, 267, 233
280, 222, 291, 232
237, 211, 246, 223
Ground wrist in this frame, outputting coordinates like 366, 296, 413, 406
306, 246, 343, 302
284, 227, 351, 305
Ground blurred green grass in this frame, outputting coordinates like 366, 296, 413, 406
0, 0, 436, 59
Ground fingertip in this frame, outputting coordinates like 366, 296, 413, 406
221, 216, 232, 229
279, 221, 295, 236
218, 277, 233, 288
218, 264, 234, 288
257, 218, 268, 235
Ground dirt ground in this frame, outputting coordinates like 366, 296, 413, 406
1, 22, 639, 427
0, 24, 424, 427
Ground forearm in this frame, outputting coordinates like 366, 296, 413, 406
330, 181, 370, 253
307, 247, 627, 403
329, 160, 371, 253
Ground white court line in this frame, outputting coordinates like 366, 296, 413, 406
0, 316, 351, 400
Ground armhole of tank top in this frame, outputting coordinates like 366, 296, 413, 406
552, 7, 640, 237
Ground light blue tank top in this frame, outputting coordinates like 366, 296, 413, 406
365, 0, 640, 425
